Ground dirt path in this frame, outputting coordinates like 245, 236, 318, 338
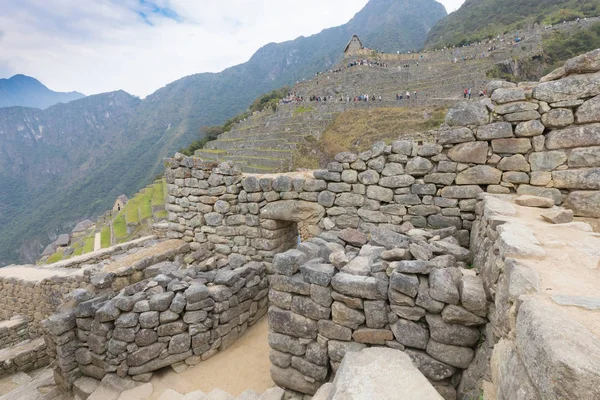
93, 233, 101, 252
148, 317, 273, 399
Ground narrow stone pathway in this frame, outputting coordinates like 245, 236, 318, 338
148, 317, 273, 399
93, 232, 101, 252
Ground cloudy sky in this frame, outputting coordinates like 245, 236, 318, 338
0, 0, 465, 97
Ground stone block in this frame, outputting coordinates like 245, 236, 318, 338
448, 142, 488, 164
516, 297, 600, 399
426, 314, 480, 347
445, 102, 489, 126
391, 319, 429, 349
491, 138, 532, 154
268, 307, 317, 339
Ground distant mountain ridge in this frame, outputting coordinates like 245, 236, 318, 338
0, 74, 85, 109
0, 0, 447, 265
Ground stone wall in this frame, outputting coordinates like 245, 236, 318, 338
470, 194, 600, 399
165, 49, 600, 266
42, 238, 269, 391
0, 273, 87, 337
0, 317, 31, 350
266, 227, 486, 399
0, 338, 49, 378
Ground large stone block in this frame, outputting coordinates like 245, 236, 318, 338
270, 365, 320, 395
541, 108, 574, 128
448, 142, 488, 164
476, 122, 513, 140
332, 302, 365, 329
491, 88, 526, 104
268, 307, 317, 339
564, 48, 600, 74
437, 127, 475, 144
440, 185, 484, 199
491, 138, 532, 154
426, 314, 480, 347
429, 269, 460, 305
331, 273, 387, 300
491, 339, 541, 400
456, 166, 502, 185
563, 191, 600, 217
426, 339, 474, 369
576, 95, 600, 124
545, 123, 600, 149
445, 102, 490, 126
391, 319, 429, 349
552, 168, 600, 190
516, 297, 600, 400
529, 151, 567, 171
327, 348, 444, 399
533, 71, 600, 103
568, 146, 600, 168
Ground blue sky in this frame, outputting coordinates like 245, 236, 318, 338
0, 0, 465, 97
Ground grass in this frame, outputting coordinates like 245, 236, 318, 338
83, 235, 95, 253
151, 179, 166, 207
293, 106, 447, 169
124, 198, 140, 224
293, 106, 314, 115
46, 251, 64, 264
139, 187, 154, 221
113, 215, 127, 239
154, 210, 168, 219
100, 226, 111, 248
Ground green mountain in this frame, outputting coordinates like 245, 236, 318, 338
425, 0, 600, 49
0, 74, 85, 109
0, 0, 447, 266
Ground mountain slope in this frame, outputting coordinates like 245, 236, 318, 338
425, 0, 600, 48
0, 0, 447, 265
0, 75, 85, 109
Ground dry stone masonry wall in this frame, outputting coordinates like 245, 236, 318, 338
42, 238, 269, 391
267, 226, 486, 399
165, 46, 600, 266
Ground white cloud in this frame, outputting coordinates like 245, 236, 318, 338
0, 0, 464, 97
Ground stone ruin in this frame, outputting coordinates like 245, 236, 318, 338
0, 49, 599, 399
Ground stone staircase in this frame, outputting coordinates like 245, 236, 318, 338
196, 104, 338, 173
72, 373, 285, 400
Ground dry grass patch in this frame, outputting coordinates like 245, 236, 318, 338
293, 106, 446, 169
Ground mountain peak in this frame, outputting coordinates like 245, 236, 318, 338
0, 74, 85, 109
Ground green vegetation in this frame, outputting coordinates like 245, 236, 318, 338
542, 22, 600, 72
179, 87, 291, 156
293, 107, 447, 169
46, 251, 64, 264
151, 179, 166, 207
83, 236, 95, 253
426, 0, 600, 49
293, 106, 314, 115
100, 226, 111, 248
113, 215, 127, 240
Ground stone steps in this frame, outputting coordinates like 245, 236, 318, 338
0, 338, 49, 378
205, 138, 306, 151
74, 373, 285, 400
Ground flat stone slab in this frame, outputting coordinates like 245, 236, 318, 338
326, 347, 443, 399
552, 294, 600, 310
